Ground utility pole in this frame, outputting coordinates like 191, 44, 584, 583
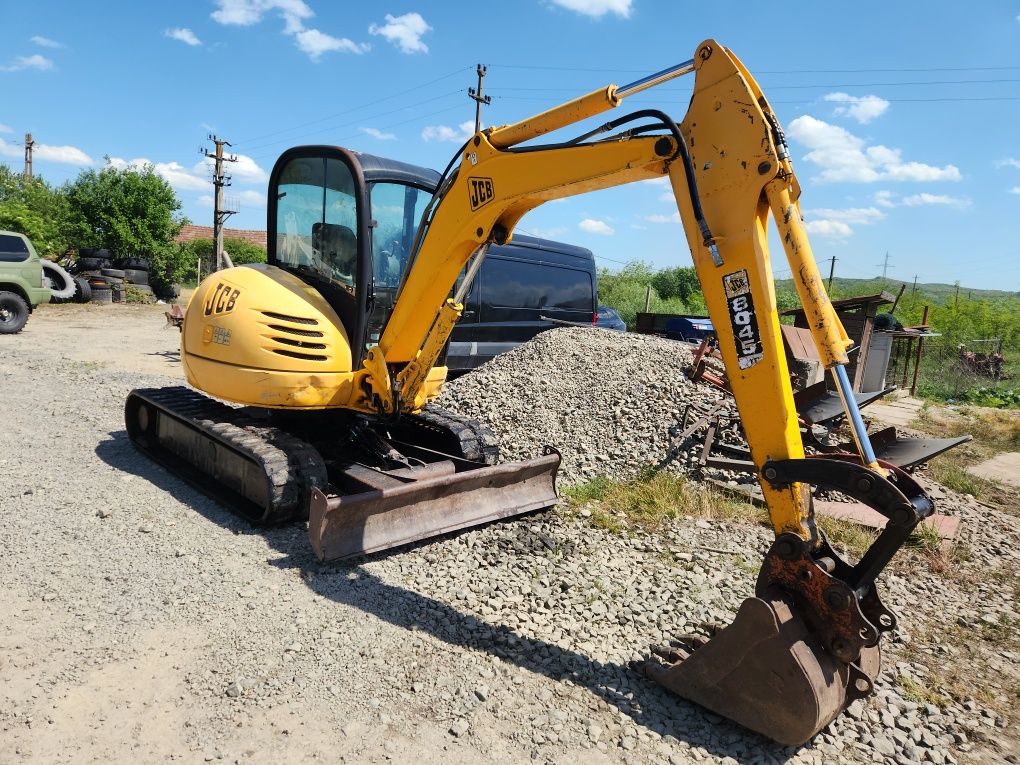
911, 275, 918, 294
468, 64, 491, 133
23, 133, 34, 179
954, 280, 960, 309
826, 255, 837, 290
876, 251, 892, 281
201, 135, 238, 271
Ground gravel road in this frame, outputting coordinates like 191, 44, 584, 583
1, 303, 1018, 764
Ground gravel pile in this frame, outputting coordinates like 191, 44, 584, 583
440, 328, 731, 485
2, 311, 1019, 764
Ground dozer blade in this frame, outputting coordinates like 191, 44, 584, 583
309, 448, 560, 561
637, 591, 879, 746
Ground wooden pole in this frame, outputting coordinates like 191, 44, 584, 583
910, 304, 929, 396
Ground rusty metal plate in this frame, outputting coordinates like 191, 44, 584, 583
309, 449, 561, 561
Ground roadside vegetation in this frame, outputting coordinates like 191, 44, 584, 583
0, 161, 266, 293
599, 259, 1020, 409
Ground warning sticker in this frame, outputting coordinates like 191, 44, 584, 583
723, 270, 763, 370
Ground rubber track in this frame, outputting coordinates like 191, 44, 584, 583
129, 386, 327, 523
402, 404, 500, 465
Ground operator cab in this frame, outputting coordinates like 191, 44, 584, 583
268, 146, 439, 366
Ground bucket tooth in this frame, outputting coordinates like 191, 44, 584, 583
637, 590, 878, 746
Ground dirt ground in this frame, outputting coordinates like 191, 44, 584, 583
2, 299, 1018, 765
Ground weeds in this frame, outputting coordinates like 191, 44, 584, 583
563, 469, 763, 534
896, 675, 951, 708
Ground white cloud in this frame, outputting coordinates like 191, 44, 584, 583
2, 138, 91, 165
106, 156, 149, 171
803, 206, 883, 238
995, 158, 1020, 171
643, 212, 681, 224
421, 121, 474, 143
369, 13, 431, 54
579, 218, 614, 235
196, 153, 268, 184
211, 0, 368, 60
874, 190, 896, 208
823, 92, 889, 124
294, 28, 368, 60
30, 36, 64, 49
238, 189, 266, 206
804, 220, 852, 238
900, 192, 970, 207
808, 207, 885, 225
211, 0, 312, 27
1008, 187, 1020, 196
873, 190, 969, 208
0, 54, 54, 72
787, 115, 961, 183
361, 127, 396, 141
198, 194, 215, 207
549, 0, 632, 18
0, 123, 12, 133
110, 156, 211, 191
166, 28, 202, 46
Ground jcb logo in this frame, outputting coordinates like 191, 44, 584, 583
204, 282, 241, 316
468, 177, 495, 211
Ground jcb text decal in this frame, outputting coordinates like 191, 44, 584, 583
722, 270, 763, 370
204, 282, 241, 317
468, 177, 495, 211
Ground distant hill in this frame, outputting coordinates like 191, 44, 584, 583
774, 276, 1019, 304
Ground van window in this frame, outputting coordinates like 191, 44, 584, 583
0, 234, 29, 262
483, 258, 592, 311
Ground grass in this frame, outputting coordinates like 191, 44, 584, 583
562, 467, 763, 534
897, 675, 952, 708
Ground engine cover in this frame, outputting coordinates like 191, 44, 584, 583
182, 264, 356, 409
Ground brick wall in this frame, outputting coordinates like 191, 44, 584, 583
176, 224, 267, 249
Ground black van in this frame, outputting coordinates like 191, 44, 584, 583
342, 150, 597, 372
446, 234, 597, 371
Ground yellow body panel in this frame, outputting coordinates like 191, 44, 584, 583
181, 263, 451, 410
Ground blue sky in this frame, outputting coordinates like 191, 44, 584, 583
2, 1, 1018, 290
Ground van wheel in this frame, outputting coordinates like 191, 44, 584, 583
0, 291, 30, 334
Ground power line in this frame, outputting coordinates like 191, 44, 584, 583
233, 66, 471, 147
241, 90, 465, 156
246, 101, 470, 162
495, 77, 1020, 93
489, 63, 1020, 74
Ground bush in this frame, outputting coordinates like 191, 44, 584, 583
64, 162, 186, 284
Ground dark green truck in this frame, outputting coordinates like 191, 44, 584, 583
0, 230, 51, 333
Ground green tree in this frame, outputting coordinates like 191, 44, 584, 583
64, 161, 187, 284
179, 237, 267, 283
0, 164, 71, 258
650, 266, 700, 305
596, 260, 689, 329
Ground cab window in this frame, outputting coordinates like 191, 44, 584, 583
275, 157, 359, 293
368, 182, 431, 288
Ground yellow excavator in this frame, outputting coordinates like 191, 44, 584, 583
127, 40, 939, 745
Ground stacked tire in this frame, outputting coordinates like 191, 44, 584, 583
70, 250, 152, 304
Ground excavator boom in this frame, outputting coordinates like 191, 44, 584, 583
326, 39, 936, 745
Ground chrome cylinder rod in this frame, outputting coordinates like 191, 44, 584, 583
831, 364, 879, 467
615, 60, 695, 99
453, 244, 489, 304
